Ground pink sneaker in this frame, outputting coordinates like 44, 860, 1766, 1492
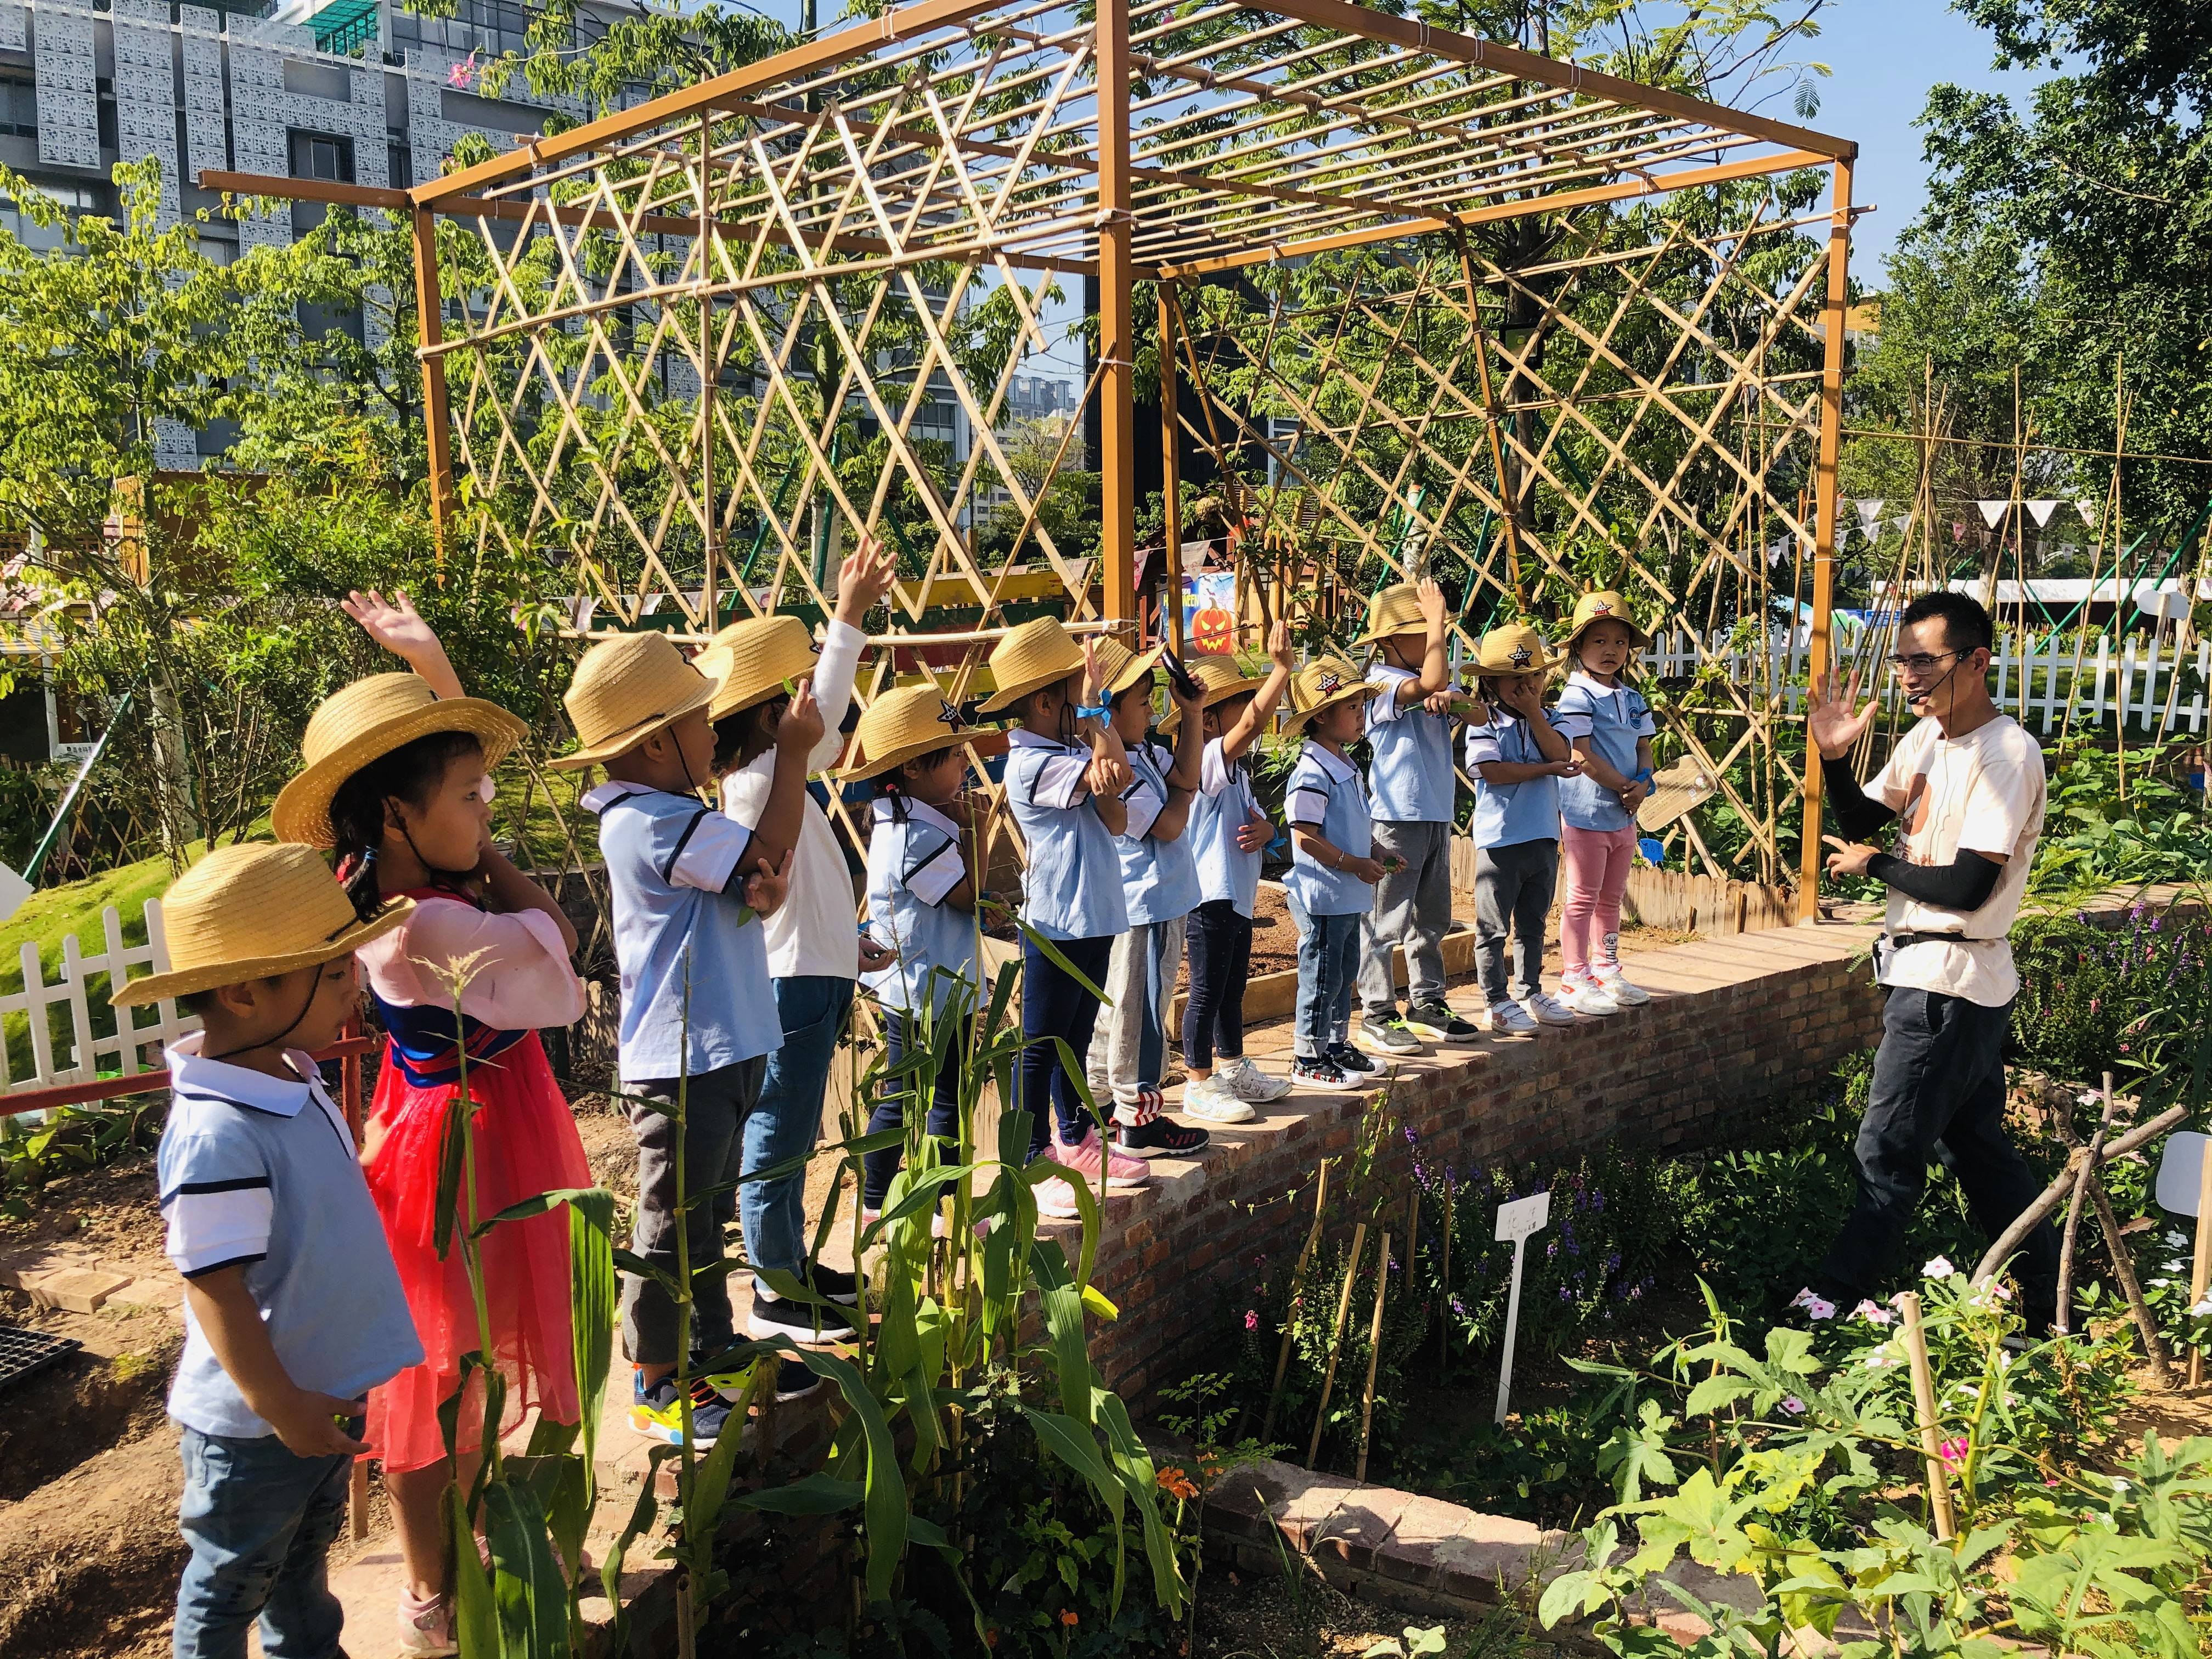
1033, 1174, 1081, 1218
1051, 1130, 1150, 1189
398, 1589, 458, 1656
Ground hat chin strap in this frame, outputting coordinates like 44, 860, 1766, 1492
202, 972, 320, 1066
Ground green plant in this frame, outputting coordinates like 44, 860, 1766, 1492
1361, 1626, 1446, 1657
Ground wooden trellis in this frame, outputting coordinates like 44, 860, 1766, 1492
398, 0, 1855, 911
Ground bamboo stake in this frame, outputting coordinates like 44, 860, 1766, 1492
1262, 1159, 1330, 1443
1307, 1222, 1366, 1470
1897, 1291, 1956, 1541
1437, 1186, 1453, 1384
1355, 1231, 1392, 1483
2054, 1074, 2119, 1337
2191, 1131, 2212, 1389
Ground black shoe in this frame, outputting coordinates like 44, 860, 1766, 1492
1290, 1054, 1348, 1087
747, 1286, 856, 1344
1330, 1044, 1381, 1076
774, 1357, 826, 1402
1406, 1001, 1481, 1043
807, 1261, 860, 1306
1354, 1014, 1423, 1057
1111, 1116, 1212, 1158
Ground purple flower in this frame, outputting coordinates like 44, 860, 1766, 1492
1780, 1396, 1807, 1417
1244, 1310, 1259, 1331
1449, 1295, 1467, 1316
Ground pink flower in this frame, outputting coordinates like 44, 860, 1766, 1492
446, 49, 479, 90
1938, 1437, 1968, 1467
1853, 1299, 1894, 1327
1781, 1396, 1807, 1416
1244, 1310, 1259, 1331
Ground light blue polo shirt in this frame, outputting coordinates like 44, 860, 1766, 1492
860, 797, 981, 1015
1190, 737, 1264, 919
159, 1036, 422, 1440
1282, 741, 1374, 917
1115, 741, 1203, 926
1554, 671, 1656, 832
584, 780, 782, 1083
1004, 729, 1128, 941
1363, 665, 1455, 823
1465, 712, 1565, 848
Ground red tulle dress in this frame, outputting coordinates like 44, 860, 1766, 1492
357, 889, 592, 1475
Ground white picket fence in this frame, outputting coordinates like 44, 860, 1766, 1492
1637, 628, 2212, 739
2, 898, 198, 1104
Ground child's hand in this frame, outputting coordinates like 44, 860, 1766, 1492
857, 935, 899, 974
1499, 676, 1544, 719
1420, 689, 1455, 716
1549, 757, 1585, 778
1235, 810, 1273, 853
833, 534, 896, 626
776, 681, 825, 754
1087, 748, 1131, 800
263, 1387, 368, 1459
1344, 855, 1388, 884
1169, 673, 1205, 725
1079, 637, 1108, 709
1618, 779, 1650, 812
1266, 617, 1295, 669
744, 848, 794, 915
1417, 577, 1447, 630
342, 590, 462, 699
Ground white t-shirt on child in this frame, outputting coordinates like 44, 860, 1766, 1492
1865, 712, 2045, 1008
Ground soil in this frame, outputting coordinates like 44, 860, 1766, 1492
1189, 1560, 1565, 1659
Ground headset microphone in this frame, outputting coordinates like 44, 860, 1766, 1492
1905, 652, 1966, 710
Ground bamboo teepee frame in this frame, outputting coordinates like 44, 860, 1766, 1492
400, 0, 1857, 913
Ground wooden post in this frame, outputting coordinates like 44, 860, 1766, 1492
1157, 282, 1184, 656
1897, 1290, 1956, 1541
1095, 0, 1136, 630
2055, 1074, 2118, 1337
1796, 157, 1854, 920
1306, 1222, 1365, 1470
1354, 1232, 1391, 1483
697, 112, 718, 633
411, 207, 457, 565
2190, 1137, 2212, 1388
2089, 1170, 2171, 1386
1437, 1189, 1452, 1384
1261, 1160, 1328, 1443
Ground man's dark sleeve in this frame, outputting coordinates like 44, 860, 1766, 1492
1821, 754, 1898, 841
1866, 849, 2004, 911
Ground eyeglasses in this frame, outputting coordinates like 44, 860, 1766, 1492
1887, 650, 1961, 675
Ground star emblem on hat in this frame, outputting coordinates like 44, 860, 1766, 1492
1509, 644, 1531, 668
1591, 600, 1613, 614
936, 698, 967, 730
1318, 672, 1341, 695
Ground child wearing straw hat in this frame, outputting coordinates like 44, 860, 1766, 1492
1464, 622, 1584, 1035
285, 597, 592, 1654
1082, 637, 1212, 1160
1351, 577, 1483, 1056
1281, 654, 1391, 1087
981, 616, 1149, 1202
695, 538, 897, 1348
843, 682, 989, 1220
120, 843, 422, 1659
1173, 622, 1298, 1119
556, 628, 821, 1440
1553, 590, 1658, 1016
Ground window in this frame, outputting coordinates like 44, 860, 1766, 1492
290, 131, 357, 184
0, 73, 34, 140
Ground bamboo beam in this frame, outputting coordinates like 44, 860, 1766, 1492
1097, 0, 1137, 628
1798, 159, 1853, 921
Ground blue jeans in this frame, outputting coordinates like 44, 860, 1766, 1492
1019, 933, 1115, 1154
742, 975, 853, 1290
864, 1008, 965, 1209
174, 1420, 354, 1659
1288, 899, 1361, 1059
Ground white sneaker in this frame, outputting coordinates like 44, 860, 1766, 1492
1183, 1075, 1260, 1123
398, 1590, 459, 1656
1521, 992, 1579, 1028
1593, 963, 1651, 1006
1556, 975, 1621, 1017
1487, 1000, 1539, 1035
1222, 1057, 1293, 1104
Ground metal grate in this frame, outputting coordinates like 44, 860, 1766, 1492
0, 1324, 83, 1394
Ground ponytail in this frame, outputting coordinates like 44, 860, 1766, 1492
327, 728, 485, 920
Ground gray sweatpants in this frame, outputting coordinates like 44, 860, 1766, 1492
1358, 818, 1453, 1019
1085, 916, 1186, 1124
1474, 838, 1558, 1005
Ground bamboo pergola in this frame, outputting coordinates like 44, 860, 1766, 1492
397, 0, 1858, 914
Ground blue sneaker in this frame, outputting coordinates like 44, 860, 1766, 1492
628, 1370, 731, 1447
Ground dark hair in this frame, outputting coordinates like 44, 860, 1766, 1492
711, 696, 784, 778
178, 974, 285, 1017
1901, 591, 1993, 658
872, 770, 914, 826
329, 729, 484, 922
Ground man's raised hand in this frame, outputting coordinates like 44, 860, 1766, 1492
1807, 668, 1876, 760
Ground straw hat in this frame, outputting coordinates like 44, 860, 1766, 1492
1355, 582, 1428, 646
1473, 622, 1564, 676
1090, 639, 1166, 701
1282, 654, 1369, 733
550, 633, 716, 772
698, 615, 820, 724
111, 843, 412, 1008
1158, 654, 1265, 735
977, 617, 1086, 713
1560, 590, 1650, 651
272, 673, 527, 850
840, 683, 977, 782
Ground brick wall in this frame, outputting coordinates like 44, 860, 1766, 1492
1059, 921, 1887, 1416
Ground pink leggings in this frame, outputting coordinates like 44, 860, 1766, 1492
1560, 822, 1638, 977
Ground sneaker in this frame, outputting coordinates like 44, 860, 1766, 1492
1051, 1130, 1151, 1189
1487, 999, 1539, 1035
1592, 963, 1651, 1006
629, 1370, 732, 1448
1290, 1053, 1348, 1088
747, 1286, 856, 1345
1522, 992, 1579, 1028
1032, 1171, 1081, 1218
1221, 1057, 1293, 1104
1330, 1044, 1380, 1076
1112, 1115, 1211, 1158
1182, 1075, 1260, 1124
1555, 975, 1621, 1017
806, 1261, 861, 1306
1354, 1014, 1423, 1057
398, 1589, 459, 1656
1407, 1001, 1481, 1043
772, 1357, 826, 1402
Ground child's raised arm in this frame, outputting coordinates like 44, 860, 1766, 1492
1221, 619, 1296, 763
749, 682, 825, 878
1385, 578, 1452, 706
342, 590, 462, 701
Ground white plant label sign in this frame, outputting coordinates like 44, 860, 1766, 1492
2155, 1131, 2210, 1216
0, 860, 29, 927
1493, 1190, 1551, 1426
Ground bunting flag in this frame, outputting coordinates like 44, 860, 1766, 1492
1976, 500, 2010, 529
1952, 521, 1968, 542
2025, 499, 2061, 527
2077, 499, 2098, 527
1853, 497, 1886, 529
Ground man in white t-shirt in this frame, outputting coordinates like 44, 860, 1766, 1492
1799, 591, 2058, 1328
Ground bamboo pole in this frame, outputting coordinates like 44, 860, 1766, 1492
1158, 281, 1186, 656
1437, 1188, 1453, 1384
1262, 1160, 1329, 1443
1307, 1222, 1366, 1469
1096, 0, 1136, 628
1897, 1291, 1956, 1541
1355, 1232, 1392, 1483
2191, 1135, 2212, 1389
1797, 158, 1852, 920
2054, 1074, 2119, 1337
411, 207, 456, 563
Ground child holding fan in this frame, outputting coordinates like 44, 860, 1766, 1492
1552, 591, 1657, 1016
276, 594, 590, 1654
